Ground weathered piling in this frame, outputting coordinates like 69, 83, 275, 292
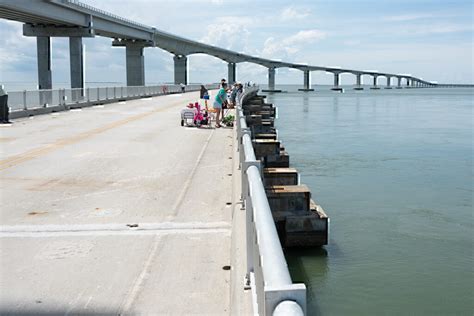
242, 94, 329, 247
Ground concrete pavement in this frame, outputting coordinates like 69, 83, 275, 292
0, 92, 250, 315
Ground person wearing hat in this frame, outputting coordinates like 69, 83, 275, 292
0, 85, 11, 124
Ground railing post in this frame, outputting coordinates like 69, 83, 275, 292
97, 87, 100, 101
114, 86, 117, 99
23, 90, 27, 110
105, 86, 108, 100
87, 87, 90, 102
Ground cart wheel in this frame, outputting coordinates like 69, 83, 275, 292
181, 119, 184, 126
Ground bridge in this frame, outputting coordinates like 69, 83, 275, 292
0, 0, 440, 91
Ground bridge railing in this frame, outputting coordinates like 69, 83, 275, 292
65, 0, 152, 31
6, 83, 217, 114
236, 87, 306, 316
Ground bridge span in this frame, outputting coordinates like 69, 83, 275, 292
0, 0, 438, 91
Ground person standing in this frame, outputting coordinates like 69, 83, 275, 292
229, 84, 238, 108
0, 85, 11, 124
213, 82, 227, 128
200, 85, 209, 108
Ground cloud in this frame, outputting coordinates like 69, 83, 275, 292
261, 30, 326, 59
280, 6, 311, 21
410, 24, 473, 35
383, 13, 436, 22
199, 16, 253, 51
0, 20, 36, 74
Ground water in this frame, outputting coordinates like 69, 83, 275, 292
263, 86, 473, 315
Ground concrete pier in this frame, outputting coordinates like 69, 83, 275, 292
331, 72, 343, 91
298, 70, 314, 91
126, 45, 145, 86
36, 36, 53, 106
112, 39, 149, 87
370, 75, 380, 90
384, 76, 392, 89
0, 91, 251, 314
262, 67, 281, 92
396, 77, 403, 89
173, 55, 188, 85
228, 62, 236, 84
36, 36, 52, 90
69, 37, 84, 90
354, 73, 364, 90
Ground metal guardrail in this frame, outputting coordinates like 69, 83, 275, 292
236, 87, 306, 316
64, 0, 152, 30
7, 84, 217, 112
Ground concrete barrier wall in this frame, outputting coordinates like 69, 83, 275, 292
8, 83, 217, 119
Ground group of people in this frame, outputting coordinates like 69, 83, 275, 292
199, 79, 243, 128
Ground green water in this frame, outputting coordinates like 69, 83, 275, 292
263, 86, 473, 315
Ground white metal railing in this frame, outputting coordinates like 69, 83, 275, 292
236, 87, 306, 316
64, 0, 152, 31
7, 84, 217, 112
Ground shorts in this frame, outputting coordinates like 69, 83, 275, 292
213, 100, 222, 109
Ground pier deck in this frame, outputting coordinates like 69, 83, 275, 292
0, 92, 243, 314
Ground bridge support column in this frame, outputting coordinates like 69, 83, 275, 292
174, 55, 187, 85
37, 36, 52, 106
262, 67, 281, 92
331, 73, 342, 91
354, 74, 363, 90
298, 70, 314, 91
69, 37, 84, 89
69, 37, 84, 100
227, 62, 236, 84
37, 36, 52, 90
384, 77, 392, 89
370, 75, 380, 89
396, 77, 402, 89
112, 39, 151, 86
126, 45, 145, 86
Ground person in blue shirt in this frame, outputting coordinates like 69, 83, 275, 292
213, 82, 227, 128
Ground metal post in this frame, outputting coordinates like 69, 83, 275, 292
23, 90, 27, 110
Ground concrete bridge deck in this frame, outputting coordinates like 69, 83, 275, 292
0, 92, 248, 314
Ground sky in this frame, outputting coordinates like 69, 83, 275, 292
0, 0, 473, 90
